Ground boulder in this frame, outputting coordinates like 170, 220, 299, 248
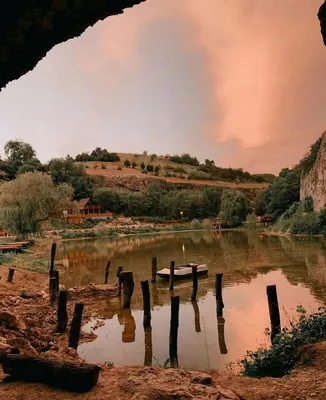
0, 311, 26, 330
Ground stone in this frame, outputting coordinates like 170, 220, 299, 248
0, 310, 26, 330
6, 338, 38, 356
190, 372, 213, 386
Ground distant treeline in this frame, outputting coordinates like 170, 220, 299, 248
75, 147, 120, 162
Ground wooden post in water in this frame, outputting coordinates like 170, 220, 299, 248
169, 261, 175, 292
104, 260, 111, 285
116, 265, 123, 296
144, 327, 153, 366
191, 301, 201, 333
215, 273, 224, 317
141, 280, 151, 328
57, 290, 68, 334
191, 265, 198, 301
7, 268, 15, 283
266, 285, 281, 342
54, 270, 60, 294
49, 242, 57, 277
69, 303, 84, 350
50, 277, 57, 306
151, 257, 157, 283
169, 295, 180, 368
120, 271, 134, 308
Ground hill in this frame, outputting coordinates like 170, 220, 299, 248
81, 152, 270, 191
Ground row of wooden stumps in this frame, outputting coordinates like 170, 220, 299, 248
48, 243, 84, 350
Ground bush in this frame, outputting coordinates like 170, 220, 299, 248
154, 165, 160, 173
132, 161, 137, 169
191, 219, 203, 230
140, 162, 146, 170
188, 171, 211, 181
117, 166, 122, 171
124, 159, 131, 168
241, 307, 326, 378
101, 163, 107, 169
290, 213, 320, 235
147, 164, 154, 172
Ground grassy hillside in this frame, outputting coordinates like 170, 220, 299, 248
82, 152, 269, 190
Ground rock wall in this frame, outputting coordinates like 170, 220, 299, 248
300, 132, 326, 210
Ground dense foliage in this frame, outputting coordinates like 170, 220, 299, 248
255, 168, 301, 218
296, 134, 323, 175
170, 153, 200, 166
219, 189, 251, 226
93, 185, 225, 220
47, 156, 94, 200
241, 307, 326, 378
0, 172, 74, 236
275, 197, 326, 235
75, 148, 120, 162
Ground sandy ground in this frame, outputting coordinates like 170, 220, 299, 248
0, 266, 325, 399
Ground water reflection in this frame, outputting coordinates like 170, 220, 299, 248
59, 231, 326, 370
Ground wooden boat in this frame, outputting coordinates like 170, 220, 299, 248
157, 263, 208, 281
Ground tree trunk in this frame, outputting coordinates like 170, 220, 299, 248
0, 354, 101, 392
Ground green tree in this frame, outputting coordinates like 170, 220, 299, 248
124, 159, 131, 168
47, 157, 94, 200
258, 169, 300, 218
93, 188, 122, 213
147, 164, 154, 172
219, 189, 250, 226
140, 162, 146, 171
132, 161, 137, 169
0, 172, 73, 236
154, 165, 160, 173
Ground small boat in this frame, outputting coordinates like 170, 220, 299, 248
157, 263, 208, 281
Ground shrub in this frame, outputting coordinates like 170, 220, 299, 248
191, 219, 203, 230
154, 165, 160, 173
150, 154, 157, 162
147, 164, 154, 172
241, 307, 326, 378
124, 159, 131, 168
140, 162, 146, 170
101, 163, 107, 169
132, 161, 137, 169
117, 166, 122, 171
290, 213, 320, 235
188, 171, 211, 181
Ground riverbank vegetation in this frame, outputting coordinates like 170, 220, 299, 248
240, 307, 326, 378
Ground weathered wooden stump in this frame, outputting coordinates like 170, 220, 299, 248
266, 285, 281, 342
56, 290, 68, 334
104, 260, 111, 284
191, 265, 198, 301
169, 295, 180, 368
120, 271, 134, 308
144, 327, 153, 366
49, 242, 57, 277
69, 303, 84, 349
50, 277, 57, 306
7, 268, 15, 283
215, 273, 224, 317
54, 270, 59, 294
0, 354, 100, 392
141, 280, 151, 328
169, 261, 175, 292
151, 256, 157, 283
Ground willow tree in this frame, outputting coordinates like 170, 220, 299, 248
0, 172, 74, 236
219, 189, 251, 227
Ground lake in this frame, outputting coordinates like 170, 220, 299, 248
58, 231, 326, 370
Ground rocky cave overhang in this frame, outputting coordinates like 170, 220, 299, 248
0, 0, 146, 91
0, 1, 325, 92
319, 2, 326, 45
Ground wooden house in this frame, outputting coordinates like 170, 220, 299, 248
66, 198, 112, 224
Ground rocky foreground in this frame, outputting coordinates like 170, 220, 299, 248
0, 266, 325, 399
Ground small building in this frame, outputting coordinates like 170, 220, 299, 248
0, 229, 8, 237
66, 198, 112, 225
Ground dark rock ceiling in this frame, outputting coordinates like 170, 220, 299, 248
0, 0, 146, 91
0, 1, 325, 91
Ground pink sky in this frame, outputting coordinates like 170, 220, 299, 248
0, 0, 326, 173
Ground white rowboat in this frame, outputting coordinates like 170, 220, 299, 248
157, 263, 208, 281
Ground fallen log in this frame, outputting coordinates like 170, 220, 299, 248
0, 354, 101, 392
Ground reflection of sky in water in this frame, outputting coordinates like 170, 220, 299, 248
58, 232, 326, 370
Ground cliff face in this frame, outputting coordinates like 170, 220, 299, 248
300, 133, 326, 210
0, 0, 146, 91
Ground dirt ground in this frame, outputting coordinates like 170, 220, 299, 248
0, 266, 325, 399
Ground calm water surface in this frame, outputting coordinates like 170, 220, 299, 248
58, 231, 326, 370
